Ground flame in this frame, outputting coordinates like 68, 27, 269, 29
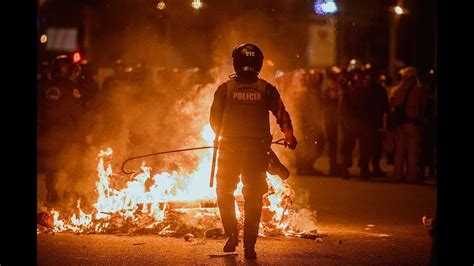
46, 124, 313, 236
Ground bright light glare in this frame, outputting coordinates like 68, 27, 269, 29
40, 34, 47, 43
394, 6, 404, 15
157, 1, 166, 10
321, 1, 337, 13
314, 0, 337, 15
192, 0, 202, 9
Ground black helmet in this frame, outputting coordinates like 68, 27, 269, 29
347, 59, 364, 73
232, 43, 264, 77
51, 55, 73, 77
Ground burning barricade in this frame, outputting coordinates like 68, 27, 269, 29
38, 126, 320, 240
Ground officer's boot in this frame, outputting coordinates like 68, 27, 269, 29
372, 164, 387, 177
328, 162, 339, 176
360, 153, 370, 179
223, 227, 239, 252
341, 155, 352, 179
360, 167, 370, 179
244, 244, 257, 259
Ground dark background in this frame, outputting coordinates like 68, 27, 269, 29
37, 0, 436, 75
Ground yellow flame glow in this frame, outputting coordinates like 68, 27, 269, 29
48, 124, 300, 235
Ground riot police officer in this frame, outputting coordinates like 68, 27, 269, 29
102, 58, 130, 91
359, 65, 390, 177
38, 55, 84, 207
340, 59, 365, 178
210, 44, 297, 259
322, 66, 343, 176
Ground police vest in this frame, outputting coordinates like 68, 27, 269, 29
220, 78, 270, 138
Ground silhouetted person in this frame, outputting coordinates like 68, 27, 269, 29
294, 69, 324, 175
340, 59, 366, 178
389, 67, 426, 182
419, 69, 436, 180
210, 44, 297, 259
77, 60, 99, 107
358, 66, 390, 177
102, 59, 130, 91
322, 66, 343, 176
38, 55, 84, 207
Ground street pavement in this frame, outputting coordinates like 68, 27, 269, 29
38, 173, 436, 265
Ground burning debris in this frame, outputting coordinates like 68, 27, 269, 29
183, 233, 194, 241
37, 212, 54, 228
205, 228, 223, 238
37, 125, 318, 239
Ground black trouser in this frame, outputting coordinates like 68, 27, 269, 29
294, 127, 321, 172
420, 123, 436, 178
358, 126, 372, 173
370, 129, 384, 171
358, 126, 385, 173
216, 137, 269, 248
323, 104, 339, 172
341, 118, 358, 169
341, 118, 372, 172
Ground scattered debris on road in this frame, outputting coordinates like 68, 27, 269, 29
37, 212, 54, 228
184, 233, 194, 241
205, 228, 223, 238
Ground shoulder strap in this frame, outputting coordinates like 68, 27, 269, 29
257, 79, 267, 92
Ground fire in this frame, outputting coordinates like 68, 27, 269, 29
45, 124, 314, 236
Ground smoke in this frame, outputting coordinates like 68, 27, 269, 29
37, 6, 322, 221
287, 188, 318, 232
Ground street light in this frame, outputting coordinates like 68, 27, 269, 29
394, 6, 404, 15
321, 1, 337, 14
313, 0, 337, 15
156, 1, 166, 10
389, 2, 408, 79
191, 0, 202, 10
40, 34, 47, 43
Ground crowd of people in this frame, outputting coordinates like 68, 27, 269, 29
273, 60, 437, 183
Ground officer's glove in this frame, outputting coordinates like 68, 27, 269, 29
284, 131, 298, 150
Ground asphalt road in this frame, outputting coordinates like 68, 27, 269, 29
37, 175, 436, 265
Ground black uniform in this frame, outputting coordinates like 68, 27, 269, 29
340, 73, 364, 177
419, 82, 436, 179
321, 73, 342, 175
210, 75, 293, 250
294, 71, 324, 175
38, 76, 83, 206
358, 79, 390, 176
